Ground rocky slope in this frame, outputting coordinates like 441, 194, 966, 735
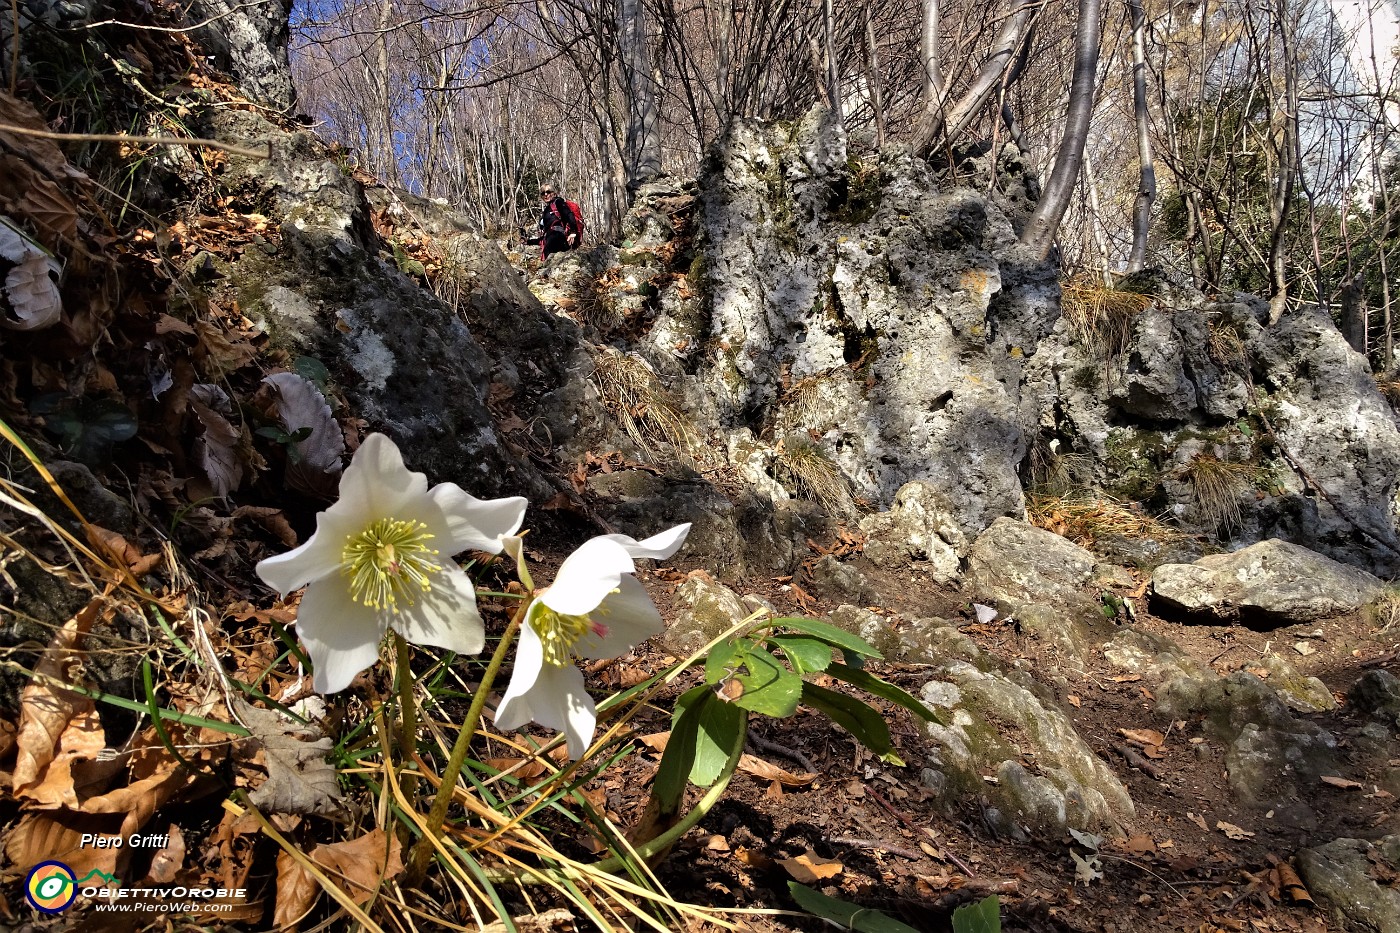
1, 11, 1397, 925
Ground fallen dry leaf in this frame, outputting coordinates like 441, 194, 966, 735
1275, 860, 1314, 906
1119, 728, 1167, 747
147, 825, 186, 883
734, 846, 774, 870
190, 394, 243, 497
1319, 775, 1363, 790
273, 850, 320, 928
483, 758, 548, 780
279, 828, 403, 922
1124, 834, 1157, 855
1216, 820, 1255, 840
3, 810, 122, 882
778, 849, 843, 883
13, 599, 106, 800
639, 732, 670, 753
1187, 812, 1210, 832
1067, 695, 1081, 708
239, 701, 343, 816
738, 754, 816, 787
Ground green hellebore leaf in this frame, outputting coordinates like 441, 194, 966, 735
769, 634, 834, 674
654, 685, 707, 807
732, 647, 803, 718
951, 894, 1002, 933
294, 355, 332, 389
773, 616, 882, 663
704, 636, 742, 685
801, 682, 903, 766
825, 662, 944, 724
788, 882, 923, 933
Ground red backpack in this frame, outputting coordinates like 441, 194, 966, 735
561, 198, 585, 247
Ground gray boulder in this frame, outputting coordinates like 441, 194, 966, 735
965, 517, 1096, 607
187, 0, 295, 109
663, 575, 748, 656
1152, 539, 1384, 625
210, 109, 555, 501
859, 481, 964, 583
964, 518, 1108, 660
1349, 670, 1400, 730
1297, 836, 1400, 933
809, 555, 882, 607
1023, 291, 1400, 576
919, 662, 1134, 835
1159, 671, 1337, 807
694, 110, 1055, 545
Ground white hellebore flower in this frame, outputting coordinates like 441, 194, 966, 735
256, 433, 527, 694
494, 524, 690, 760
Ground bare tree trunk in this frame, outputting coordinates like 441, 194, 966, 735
1083, 148, 1113, 284
619, 0, 663, 192
863, 11, 886, 147
911, 0, 1040, 156
1021, 0, 1102, 259
1126, 0, 1155, 273
823, 0, 842, 125
1266, 0, 1299, 325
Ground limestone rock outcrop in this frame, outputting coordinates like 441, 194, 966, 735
1151, 539, 1384, 625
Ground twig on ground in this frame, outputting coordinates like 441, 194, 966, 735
831, 836, 923, 860
864, 786, 915, 825
1113, 743, 1164, 780
748, 731, 817, 774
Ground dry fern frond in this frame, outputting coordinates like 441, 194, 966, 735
774, 434, 850, 515
590, 349, 697, 461
1180, 453, 1257, 533
1061, 281, 1152, 356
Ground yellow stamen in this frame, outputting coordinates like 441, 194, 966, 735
342, 517, 439, 612
532, 606, 596, 667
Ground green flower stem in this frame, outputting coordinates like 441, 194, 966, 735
487, 711, 747, 883
392, 631, 418, 796
406, 601, 527, 883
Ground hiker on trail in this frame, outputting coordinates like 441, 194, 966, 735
531, 184, 583, 259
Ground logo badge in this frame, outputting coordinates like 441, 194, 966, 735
25, 861, 77, 913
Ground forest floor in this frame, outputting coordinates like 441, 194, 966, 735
623, 551, 1399, 933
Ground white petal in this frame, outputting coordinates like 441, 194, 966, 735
256, 509, 358, 597
494, 660, 597, 761
540, 538, 635, 616
391, 562, 485, 655
296, 576, 388, 693
337, 433, 428, 518
427, 484, 527, 555
576, 575, 662, 659
493, 613, 547, 731
600, 523, 691, 560
495, 604, 547, 713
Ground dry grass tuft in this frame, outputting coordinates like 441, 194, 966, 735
1364, 587, 1400, 632
1028, 438, 1093, 497
1061, 280, 1153, 355
774, 434, 851, 515
1180, 453, 1257, 533
1376, 372, 1400, 409
1027, 493, 1186, 550
1207, 320, 1248, 370
591, 349, 697, 461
